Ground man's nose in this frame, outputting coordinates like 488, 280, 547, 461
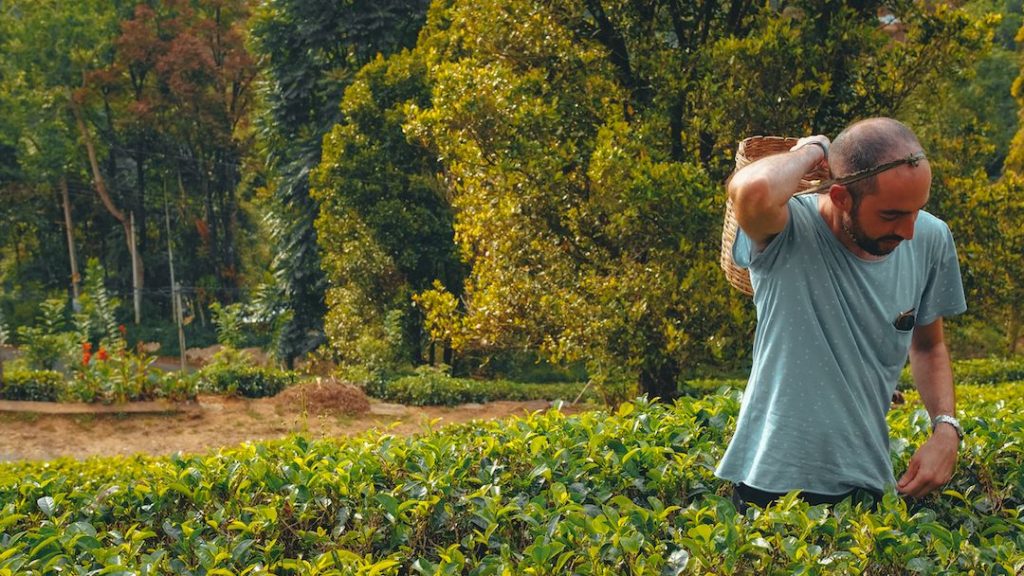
896, 215, 917, 240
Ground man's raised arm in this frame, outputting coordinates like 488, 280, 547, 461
729, 135, 830, 250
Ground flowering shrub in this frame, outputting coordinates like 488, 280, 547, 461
68, 335, 196, 403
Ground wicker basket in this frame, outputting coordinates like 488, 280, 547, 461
720, 136, 830, 296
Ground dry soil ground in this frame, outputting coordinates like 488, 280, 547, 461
0, 387, 575, 462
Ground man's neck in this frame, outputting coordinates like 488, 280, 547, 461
816, 194, 884, 261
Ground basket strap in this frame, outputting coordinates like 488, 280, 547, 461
795, 151, 927, 196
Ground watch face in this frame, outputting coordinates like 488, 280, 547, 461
934, 415, 963, 439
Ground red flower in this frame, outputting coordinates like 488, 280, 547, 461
82, 342, 93, 353
118, 324, 127, 336
82, 351, 92, 366
97, 348, 108, 361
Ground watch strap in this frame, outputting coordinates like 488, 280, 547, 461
932, 414, 964, 440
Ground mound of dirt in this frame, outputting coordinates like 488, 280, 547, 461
274, 378, 370, 416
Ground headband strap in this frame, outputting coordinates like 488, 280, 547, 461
798, 151, 927, 195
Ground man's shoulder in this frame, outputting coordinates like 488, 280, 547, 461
915, 210, 954, 241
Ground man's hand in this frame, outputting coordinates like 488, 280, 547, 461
896, 425, 959, 498
789, 135, 830, 172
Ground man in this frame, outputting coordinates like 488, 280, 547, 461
716, 117, 967, 511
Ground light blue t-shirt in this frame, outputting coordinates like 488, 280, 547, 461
715, 194, 967, 495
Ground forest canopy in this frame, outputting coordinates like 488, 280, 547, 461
1, 0, 1021, 399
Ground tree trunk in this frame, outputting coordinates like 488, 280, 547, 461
134, 144, 148, 256
71, 96, 144, 323
639, 356, 680, 403
1008, 312, 1021, 356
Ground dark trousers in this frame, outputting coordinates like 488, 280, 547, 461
732, 483, 882, 514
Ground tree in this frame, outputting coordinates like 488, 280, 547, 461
409, 0, 996, 400
312, 51, 463, 374
0, 0, 125, 314
83, 0, 259, 304
249, 0, 430, 367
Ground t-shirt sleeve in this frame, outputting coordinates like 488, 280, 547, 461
731, 202, 795, 273
916, 222, 967, 326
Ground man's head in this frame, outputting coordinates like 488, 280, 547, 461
828, 118, 931, 256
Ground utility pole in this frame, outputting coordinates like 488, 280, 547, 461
60, 178, 80, 303
165, 190, 187, 371
130, 211, 141, 324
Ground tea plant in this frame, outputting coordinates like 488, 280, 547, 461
373, 366, 590, 406
0, 383, 1021, 574
899, 356, 1024, 388
195, 346, 297, 398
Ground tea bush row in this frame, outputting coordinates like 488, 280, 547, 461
196, 364, 298, 399
899, 356, 1024, 388
368, 369, 592, 406
0, 382, 1021, 574
0, 366, 194, 404
0, 369, 63, 402
0, 364, 298, 403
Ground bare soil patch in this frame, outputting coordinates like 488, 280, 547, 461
0, 382, 583, 462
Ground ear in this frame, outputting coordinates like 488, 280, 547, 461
829, 184, 853, 213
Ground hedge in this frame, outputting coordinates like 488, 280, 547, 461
0, 369, 64, 402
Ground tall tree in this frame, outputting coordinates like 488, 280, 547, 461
410, 0, 995, 400
312, 51, 464, 374
84, 0, 258, 303
0, 0, 125, 313
249, 0, 430, 367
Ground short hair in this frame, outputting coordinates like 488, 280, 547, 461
830, 118, 923, 201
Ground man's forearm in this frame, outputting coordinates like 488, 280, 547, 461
900, 321, 959, 497
909, 340, 955, 419
728, 136, 829, 246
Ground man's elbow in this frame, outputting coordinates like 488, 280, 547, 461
729, 175, 775, 230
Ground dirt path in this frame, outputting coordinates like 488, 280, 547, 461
0, 393, 580, 462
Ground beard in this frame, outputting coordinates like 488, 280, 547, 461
843, 210, 904, 256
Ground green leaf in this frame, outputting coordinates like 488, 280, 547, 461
906, 557, 935, 573
36, 496, 55, 518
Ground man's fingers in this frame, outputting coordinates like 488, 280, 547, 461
898, 459, 951, 498
897, 457, 919, 490
901, 473, 944, 499
897, 458, 933, 497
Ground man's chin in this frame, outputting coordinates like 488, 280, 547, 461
865, 239, 901, 256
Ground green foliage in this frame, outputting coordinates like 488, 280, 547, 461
70, 259, 121, 346
679, 378, 748, 397
371, 366, 590, 406
941, 171, 1024, 353
15, 298, 75, 371
0, 306, 9, 346
953, 357, 1024, 384
404, 0, 997, 400
196, 349, 297, 398
0, 368, 63, 401
0, 384, 1022, 572
249, 0, 431, 366
67, 342, 194, 404
313, 49, 463, 373
209, 302, 246, 349
198, 365, 295, 398
897, 356, 1024, 388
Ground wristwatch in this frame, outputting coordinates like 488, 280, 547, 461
931, 414, 964, 441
